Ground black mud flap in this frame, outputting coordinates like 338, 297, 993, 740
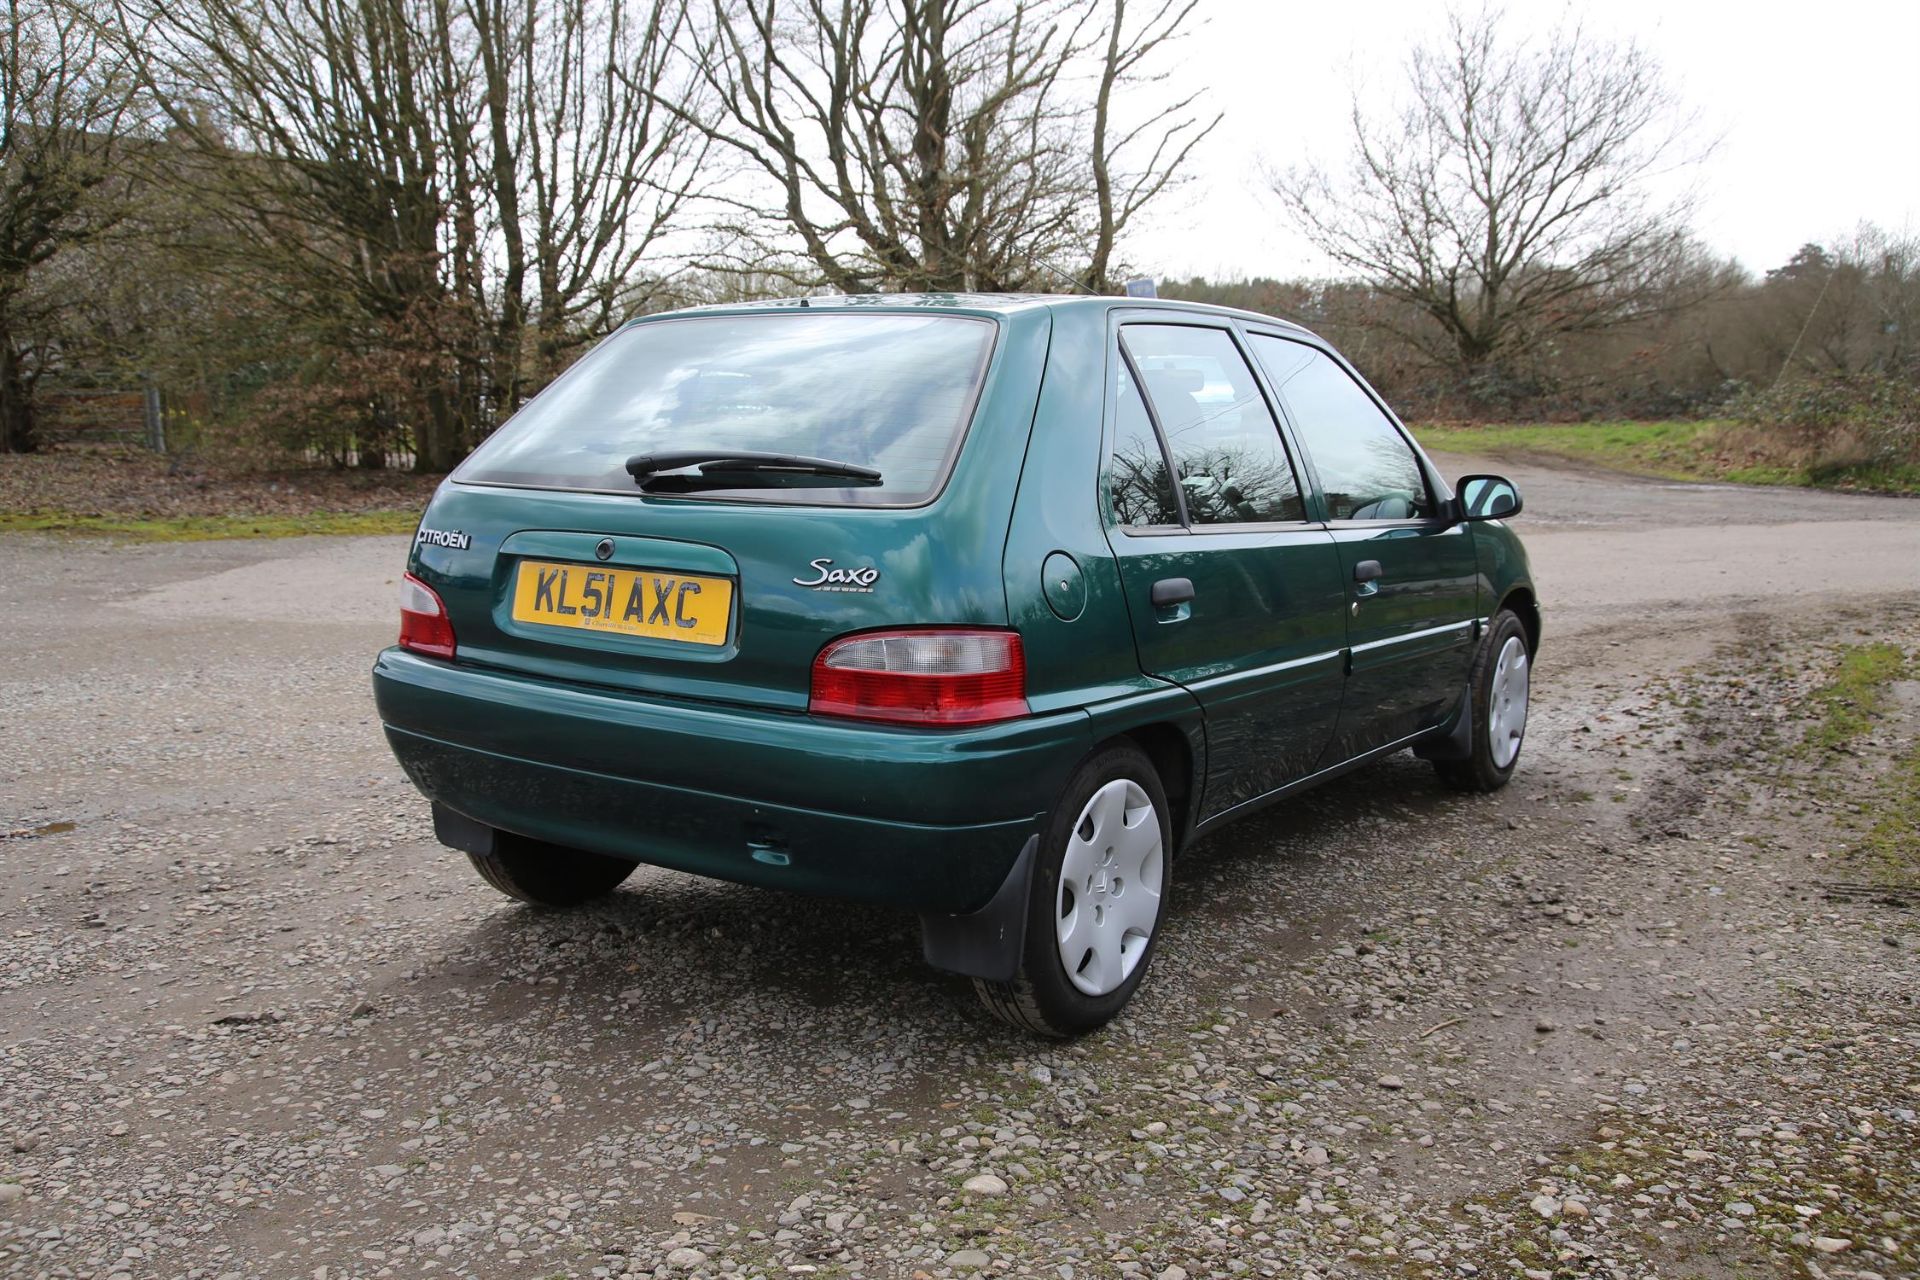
432, 802, 499, 856
917, 835, 1038, 983
1413, 687, 1474, 762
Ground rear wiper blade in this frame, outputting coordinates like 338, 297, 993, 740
625, 450, 883, 484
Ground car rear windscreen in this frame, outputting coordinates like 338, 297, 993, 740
453, 312, 997, 504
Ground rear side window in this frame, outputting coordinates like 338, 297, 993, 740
1119, 325, 1305, 525
1249, 336, 1433, 521
1107, 365, 1181, 526
456, 313, 996, 504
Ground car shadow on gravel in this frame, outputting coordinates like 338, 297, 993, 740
404, 750, 1476, 1058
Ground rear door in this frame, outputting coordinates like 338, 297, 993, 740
1246, 332, 1479, 755
1102, 317, 1347, 821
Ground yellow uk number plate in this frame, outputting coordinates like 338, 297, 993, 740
510, 560, 732, 647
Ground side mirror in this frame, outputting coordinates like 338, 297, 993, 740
1456, 474, 1522, 521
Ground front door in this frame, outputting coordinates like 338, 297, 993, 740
1102, 319, 1348, 822
1246, 333, 1480, 756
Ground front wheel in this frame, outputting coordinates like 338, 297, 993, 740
974, 743, 1171, 1036
1434, 609, 1531, 793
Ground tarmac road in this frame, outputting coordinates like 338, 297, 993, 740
1, 458, 1915, 1280
1425, 450, 1920, 631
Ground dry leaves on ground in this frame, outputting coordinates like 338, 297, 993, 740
0, 445, 440, 519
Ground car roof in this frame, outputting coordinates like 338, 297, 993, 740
662, 291, 1317, 337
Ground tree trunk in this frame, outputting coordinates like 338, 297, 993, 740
0, 330, 39, 453
413, 381, 463, 474
471, 0, 526, 419
1453, 327, 1500, 388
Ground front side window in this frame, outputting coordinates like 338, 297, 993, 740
1249, 336, 1433, 521
456, 313, 996, 504
1119, 325, 1304, 525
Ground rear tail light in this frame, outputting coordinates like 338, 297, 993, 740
399, 573, 457, 659
810, 628, 1028, 726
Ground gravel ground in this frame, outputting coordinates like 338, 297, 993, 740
1, 459, 1916, 1280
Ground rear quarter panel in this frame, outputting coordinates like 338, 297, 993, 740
1001, 303, 1206, 795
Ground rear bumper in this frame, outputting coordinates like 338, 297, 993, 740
372, 648, 1092, 912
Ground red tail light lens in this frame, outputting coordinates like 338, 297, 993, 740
399, 573, 457, 659
810, 629, 1028, 726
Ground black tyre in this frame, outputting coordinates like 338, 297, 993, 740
974, 743, 1172, 1037
466, 832, 637, 907
1434, 608, 1532, 793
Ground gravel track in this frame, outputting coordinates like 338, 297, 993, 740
2, 459, 1915, 1280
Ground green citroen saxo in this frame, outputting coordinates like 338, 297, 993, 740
372, 294, 1540, 1035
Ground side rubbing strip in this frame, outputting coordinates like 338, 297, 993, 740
1348, 620, 1476, 656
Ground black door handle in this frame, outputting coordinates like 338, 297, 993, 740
1353, 559, 1384, 584
1150, 577, 1195, 607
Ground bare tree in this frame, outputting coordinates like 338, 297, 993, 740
1756, 229, 1920, 380
1270, 6, 1707, 396
0, 0, 139, 452
117, 0, 702, 470
675, 0, 1214, 294
117, 0, 482, 468
1086, 0, 1215, 292
469, 0, 707, 398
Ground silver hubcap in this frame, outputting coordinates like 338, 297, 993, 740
1056, 778, 1164, 997
1489, 636, 1530, 769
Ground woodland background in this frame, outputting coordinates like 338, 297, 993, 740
5, 0, 1915, 505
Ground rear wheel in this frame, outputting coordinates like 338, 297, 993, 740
1434, 609, 1531, 793
974, 744, 1171, 1036
466, 833, 636, 907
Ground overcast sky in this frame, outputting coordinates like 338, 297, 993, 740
1125, 0, 1920, 283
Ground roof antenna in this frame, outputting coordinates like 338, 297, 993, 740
1033, 259, 1099, 297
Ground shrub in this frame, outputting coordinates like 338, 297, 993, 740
1720, 374, 1920, 483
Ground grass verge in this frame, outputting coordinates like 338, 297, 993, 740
1854, 746, 1920, 887
1409, 419, 1920, 494
1803, 643, 1910, 754
0, 509, 420, 541
1411, 420, 1716, 480
1798, 642, 1919, 887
